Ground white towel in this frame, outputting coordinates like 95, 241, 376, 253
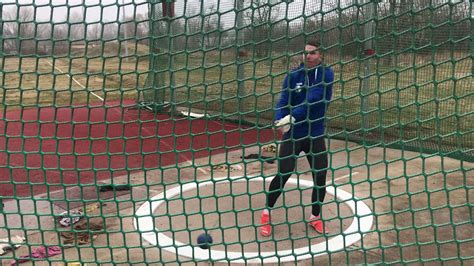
0, 235, 26, 255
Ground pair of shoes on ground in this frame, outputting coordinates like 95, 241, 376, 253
260, 212, 328, 237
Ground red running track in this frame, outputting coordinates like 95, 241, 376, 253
0, 101, 275, 197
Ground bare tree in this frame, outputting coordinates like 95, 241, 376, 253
244, 0, 280, 58
87, 23, 102, 47
37, 23, 53, 54
202, 4, 222, 50
18, 6, 35, 54
120, 16, 135, 41
136, 13, 149, 44
69, 11, 86, 42
183, 5, 227, 51
372, 0, 470, 65
3, 5, 35, 54
52, 23, 69, 55
149, 3, 168, 51
186, 15, 202, 50
103, 23, 119, 42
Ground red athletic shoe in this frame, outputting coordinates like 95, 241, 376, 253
260, 212, 271, 237
309, 215, 328, 234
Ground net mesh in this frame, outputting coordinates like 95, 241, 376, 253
0, 0, 472, 264
143, 0, 472, 160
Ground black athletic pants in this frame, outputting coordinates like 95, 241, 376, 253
266, 136, 328, 216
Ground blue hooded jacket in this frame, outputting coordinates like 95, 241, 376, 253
275, 63, 334, 139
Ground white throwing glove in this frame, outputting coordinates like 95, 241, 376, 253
274, 115, 295, 133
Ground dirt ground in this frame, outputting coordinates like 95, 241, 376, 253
0, 138, 472, 265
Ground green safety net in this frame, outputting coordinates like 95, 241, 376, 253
0, 0, 472, 265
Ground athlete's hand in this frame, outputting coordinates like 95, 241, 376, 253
274, 115, 295, 134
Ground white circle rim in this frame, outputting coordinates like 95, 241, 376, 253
134, 176, 373, 263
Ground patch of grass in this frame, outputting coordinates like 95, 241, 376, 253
0, 46, 472, 150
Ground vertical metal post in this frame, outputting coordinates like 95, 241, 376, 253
0, 198, 4, 232
0, 2, 3, 57
163, 1, 176, 114
236, 0, 246, 115
0, 3, 3, 77
140, 0, 169, 112
362, 0, 375, 132
122, 0, 129, 61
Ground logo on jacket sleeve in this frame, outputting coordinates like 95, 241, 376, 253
295, 82, 303, 93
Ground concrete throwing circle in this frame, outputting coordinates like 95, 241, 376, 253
134, 176, 373, 263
